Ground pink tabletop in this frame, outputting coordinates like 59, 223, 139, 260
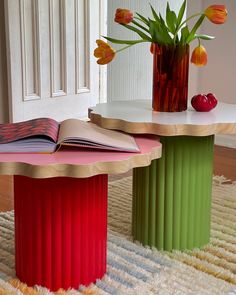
0, 136, 161, 178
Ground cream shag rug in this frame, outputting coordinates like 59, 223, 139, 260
0, 176, 236, 295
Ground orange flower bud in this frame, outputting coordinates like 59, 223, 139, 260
94, 40, 116, 65
114, 8, 134, 25
190, 45, 208, 67
204, 5, 227, 24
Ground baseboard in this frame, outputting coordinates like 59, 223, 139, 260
215, 135, 236, 148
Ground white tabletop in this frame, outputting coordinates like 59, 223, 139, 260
90, 100, 236, 136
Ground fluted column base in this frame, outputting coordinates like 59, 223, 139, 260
133, 135, 214, 251
14, 175, 108, 291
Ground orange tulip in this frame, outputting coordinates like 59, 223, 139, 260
204, 5, 227, 24
94, 40, 116, 65
114, 8, 134, 24
190, 45, 208, 67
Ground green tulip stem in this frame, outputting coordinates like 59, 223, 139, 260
173, 12, 205, 45
179, 12, 204, 29
198, 38, 201, 47
116, 40, 148, 53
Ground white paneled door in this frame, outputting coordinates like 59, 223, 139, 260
5, 0, 106, 122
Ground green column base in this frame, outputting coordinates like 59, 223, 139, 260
132, 135, 214, 251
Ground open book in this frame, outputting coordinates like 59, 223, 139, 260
0, 118, 140, 153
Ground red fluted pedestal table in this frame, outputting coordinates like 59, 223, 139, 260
0, 136, 161, 291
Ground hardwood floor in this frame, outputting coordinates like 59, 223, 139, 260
213, 145, 236, 180
0, 145, 235, 212
0, 175, 13, 212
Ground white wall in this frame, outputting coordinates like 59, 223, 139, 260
198, 0, 236, 104
107, 0, 184, 102
187, 0, 203, 99
188, 0, 236, 147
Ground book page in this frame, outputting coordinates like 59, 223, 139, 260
0, 138, 56, 153
58, 119, 140, 152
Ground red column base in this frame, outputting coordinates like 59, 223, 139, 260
14, 175, 108, 291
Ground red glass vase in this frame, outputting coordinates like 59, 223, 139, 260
152, 44, 190, 112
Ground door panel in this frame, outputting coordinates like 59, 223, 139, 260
5, 0, 103, 122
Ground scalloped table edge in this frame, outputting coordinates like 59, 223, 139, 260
0, 144, 162, 179
90, 112, 236, 137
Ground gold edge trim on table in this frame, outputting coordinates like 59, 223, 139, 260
0, 145, 162, 179
90, 112, 236, 137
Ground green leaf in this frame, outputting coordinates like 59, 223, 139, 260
149, 20, 162, 43
175, 34, 179, 43
166, 3, 177, 34
135, 13, 150, 26
149, 4, 161, 23
186, 15, 205, 43
149, 20, 173, 44
132, 19, 150, 33
102, 36, 146, 45
122, 24, 152, 41
166, 2, 171, 16
194, 34, 215, 40
177, 0, 187, 27
180, 26, 190, 44
159, 13, 167, 28
187, 33, 215, 43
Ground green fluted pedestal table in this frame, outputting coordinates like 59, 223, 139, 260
89, 100, 236, 251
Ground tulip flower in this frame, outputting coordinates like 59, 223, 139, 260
190, 45, 208, 67
94, 40, 116, 65
114, 8, 134, 25
94, 2, 227, 67
204, 5, 227, 24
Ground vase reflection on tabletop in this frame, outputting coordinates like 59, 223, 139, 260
94, 2, 227, 112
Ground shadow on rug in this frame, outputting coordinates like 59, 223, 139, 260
0, 176, 236, 294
